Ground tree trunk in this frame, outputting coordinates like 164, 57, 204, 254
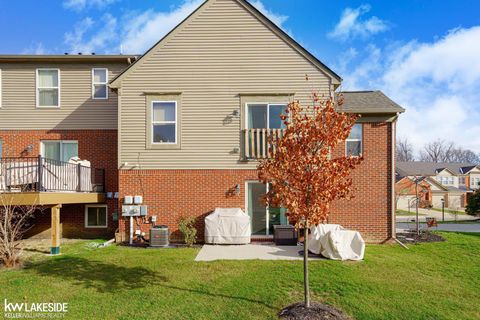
303, 219, 311, 308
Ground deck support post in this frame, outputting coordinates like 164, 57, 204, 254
50, 204, 62, 255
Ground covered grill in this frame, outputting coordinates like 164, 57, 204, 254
205, 208, 251, 244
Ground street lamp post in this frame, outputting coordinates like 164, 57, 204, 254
415, 176, 420, 236
441, 198, 445, 222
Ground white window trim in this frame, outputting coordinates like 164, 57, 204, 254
36, 68, 60, 108
151, 100, 178, 145
92, 68, 108, 100
40, 140, 78, 161
345, 124, 363, 157
245, 103, 288, 129
85, 204, 108, 228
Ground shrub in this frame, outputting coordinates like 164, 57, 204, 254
466, 191, 480, 216
178, 216, 197, 247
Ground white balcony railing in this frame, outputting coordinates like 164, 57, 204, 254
243, 128, 284, 159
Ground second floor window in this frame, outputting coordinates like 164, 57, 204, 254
247, 103, 287, 129
37, 69, 60, 108
152, 101, 177, 144
346, 124, 362, 157
92, 68, 108, 99
459, 176, 466, 185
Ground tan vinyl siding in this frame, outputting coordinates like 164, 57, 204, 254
118, 0, 333, 169
0, 62, 127, 129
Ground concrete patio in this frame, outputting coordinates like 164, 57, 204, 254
195, 243, 325, 262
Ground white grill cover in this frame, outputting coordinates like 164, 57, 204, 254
205, 208, 251, 244
308, 224, 365, 261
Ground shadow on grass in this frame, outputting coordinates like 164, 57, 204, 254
27, 256, 276, 309
29, 256, 166, 293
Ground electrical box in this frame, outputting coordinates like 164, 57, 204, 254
134, 195, 143, 204
122, 205, 148, 217
124, 196, 133, 204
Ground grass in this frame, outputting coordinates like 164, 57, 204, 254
1, 233, 479, 320
431, 208, 468, 215
396, 209, 426, 216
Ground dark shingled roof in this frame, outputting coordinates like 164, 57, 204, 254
336, 91, 405, 114
397, 162, 480, 177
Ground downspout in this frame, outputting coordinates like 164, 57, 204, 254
391, 113, 399, 239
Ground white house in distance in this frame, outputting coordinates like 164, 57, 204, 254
396, 162, 480, 209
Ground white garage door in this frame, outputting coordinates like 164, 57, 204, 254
432, 195, 444, 208
448, 195, 463, 209
397, 195, 416, 210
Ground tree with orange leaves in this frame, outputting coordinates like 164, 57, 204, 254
258, 93, 363, 308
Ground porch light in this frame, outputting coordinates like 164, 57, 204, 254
234, 184, 241, 195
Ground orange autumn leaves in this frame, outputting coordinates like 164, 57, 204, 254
258, 95, 363, 225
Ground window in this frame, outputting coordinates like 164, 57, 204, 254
0, 140, 2, 159
459, 176, 466, 185
449, 176, 454, 185
152, 101, 177, 144
85, 205, 107, 228
41, 141, 78, 162
92, 68, 108, 99
37, 69, 60, 107
472, 177, 480, 188
346, 124, 362, 156
246, 103, 287, 129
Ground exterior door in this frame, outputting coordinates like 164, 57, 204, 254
246, 182, 287, 236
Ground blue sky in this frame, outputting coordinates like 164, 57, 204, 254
1, 0, 479, 153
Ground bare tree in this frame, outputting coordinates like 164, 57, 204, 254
448, 148, 480, 164
0, 194, 41, 268
396, 138, 415, 162
419, 140, 454, 163
419, 140, 479, 163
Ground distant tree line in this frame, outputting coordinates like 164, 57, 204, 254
396, 138, 480, 164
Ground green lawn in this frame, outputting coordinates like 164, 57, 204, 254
431, 207, 467, 215
396, 209, 426, 216
1, 233, 479, 320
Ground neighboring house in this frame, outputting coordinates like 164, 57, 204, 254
0, 0, 404, 253
396, 162, 480, 209
395, 176, 432, 209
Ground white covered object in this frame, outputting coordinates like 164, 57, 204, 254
321, 230, 365, 261
205, 208, 251, 244
308, 224, 343, 255
308, 224, 365, 261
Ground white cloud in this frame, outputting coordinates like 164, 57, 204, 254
328, 4, 388, 41
63, 0, 289, 55
64, 14, 118, 54
22, 42, 48, 54
249, 0, 288, 29
340, 26, 480, 152
120, 0, 204, 54
63, 0, 118, 11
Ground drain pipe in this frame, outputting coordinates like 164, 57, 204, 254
391, 115, 399, 240
129, 216, 134, 245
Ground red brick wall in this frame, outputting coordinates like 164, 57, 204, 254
330, 122, 393, 242
118, 122, 394, 243
0, 129, 119, 239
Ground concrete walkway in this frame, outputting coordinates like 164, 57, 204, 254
397, 222, 480, 233
195, 244, 324, 261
